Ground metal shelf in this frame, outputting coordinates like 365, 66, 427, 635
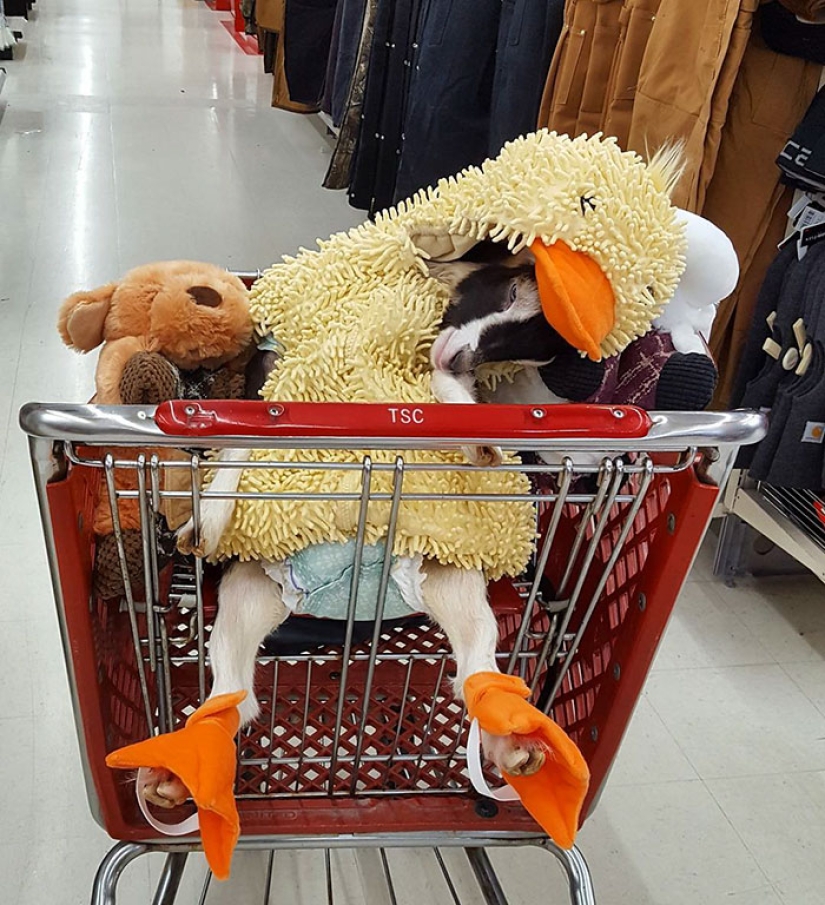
715, 471, 825, 584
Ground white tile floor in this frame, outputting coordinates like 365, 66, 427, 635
1, 2, 825, 903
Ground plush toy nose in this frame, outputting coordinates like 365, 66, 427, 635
188, 286, 222, 308
530, 239, 616, 361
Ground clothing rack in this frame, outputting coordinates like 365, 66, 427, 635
716, 82, 825, 587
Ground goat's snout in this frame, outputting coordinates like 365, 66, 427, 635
431, 327, 475, 373
447, 348, 476, 373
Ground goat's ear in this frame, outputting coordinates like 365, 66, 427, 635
57, 283, 118, 351
425, 261, 483, 292
505, 248, 535, 267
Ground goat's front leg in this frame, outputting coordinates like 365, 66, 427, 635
141, 560, 289, 808
430, 369, 503, 467
419, 560, 545, 777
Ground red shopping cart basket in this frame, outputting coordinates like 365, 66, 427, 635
20, 400, 765, 905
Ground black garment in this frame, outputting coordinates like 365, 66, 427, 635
777, 85, 825, 192
322, 0, 346, 118
348, 0, 421, 213
4, 0, 28, 18
737, 248, 814, 471
393, 0, 503, 204
323, 0, 378, 190
730, 241, 799, 408
747, 242, 825, 483
323, 0, 366, 127
760, 259, 825, 488
261, 29, 277, 75
739, 248, 818, 411
283, 0, 338, 107
488, 0, 564, 157
762, 1, 825, 66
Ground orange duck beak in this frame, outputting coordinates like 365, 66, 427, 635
106, 691, 246, 880
464, 673, 590, 849
530, 239, 616, 361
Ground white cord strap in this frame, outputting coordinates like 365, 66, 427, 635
466, 718, 521, 802
136, 767, 200, 836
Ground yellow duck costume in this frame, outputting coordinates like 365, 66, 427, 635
106, 131, 687, 878
214, 131, 686, 574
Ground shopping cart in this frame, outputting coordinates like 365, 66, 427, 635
19, 396, 765, 905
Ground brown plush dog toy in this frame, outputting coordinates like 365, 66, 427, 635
58, 261, 254, 598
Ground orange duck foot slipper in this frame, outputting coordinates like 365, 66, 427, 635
464, 672, 590, 849
105, 690, 246, 880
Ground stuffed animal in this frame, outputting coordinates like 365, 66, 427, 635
58, 261, 254, 598
532, 209, 739, 411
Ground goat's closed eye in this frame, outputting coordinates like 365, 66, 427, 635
507, 282, 518, 307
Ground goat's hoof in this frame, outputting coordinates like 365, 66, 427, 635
483, 731, 547, 777
176, 521, 205, 557
463, 445, 503, 467
139, 768, 189, 809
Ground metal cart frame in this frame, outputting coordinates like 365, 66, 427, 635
20, 400, 765, 905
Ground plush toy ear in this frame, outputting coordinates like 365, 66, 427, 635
188, 285, 222, 308
57, 283, 118, 351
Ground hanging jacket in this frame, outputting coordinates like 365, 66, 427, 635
704, 28, 820, 404
538, 0, 625, 139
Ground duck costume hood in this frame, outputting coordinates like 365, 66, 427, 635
106, 131, 686, 879
212, 131, 686, 572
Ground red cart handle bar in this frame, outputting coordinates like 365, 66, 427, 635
154, 400, 652, 442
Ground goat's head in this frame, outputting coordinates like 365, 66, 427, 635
428, 246, 575, 375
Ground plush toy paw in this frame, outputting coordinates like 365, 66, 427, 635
94, 530, 145, 600
655, 351, 718, 411
482, 730, 547, 776
120, 351, 182, 405
539, 351, 607, 402
463, 445, 504, 467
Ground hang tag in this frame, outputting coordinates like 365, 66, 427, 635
798, 221, 825, 260
802, 422, 825, 444
789, 194, 811, 221
795, 202, 825, 231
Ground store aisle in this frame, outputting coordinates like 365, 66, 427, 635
1, 2, 825, 904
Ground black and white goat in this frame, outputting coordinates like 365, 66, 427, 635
144, 248, 570, 809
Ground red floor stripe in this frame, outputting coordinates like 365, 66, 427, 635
220, 19, 260, 56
